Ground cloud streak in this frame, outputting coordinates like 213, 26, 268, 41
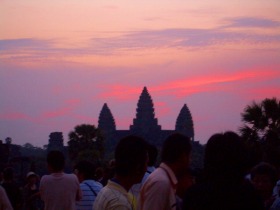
225, 17, 280, 28
98, 68, 280, 100
1, 16, 279, 63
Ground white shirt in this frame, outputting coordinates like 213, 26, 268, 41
40, 172, 81, 210
139, 163, 177, 210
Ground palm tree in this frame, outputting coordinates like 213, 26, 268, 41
67, 124, 104, 164
239, 98, 280, 143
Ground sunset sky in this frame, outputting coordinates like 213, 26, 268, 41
1, 0, 280, 147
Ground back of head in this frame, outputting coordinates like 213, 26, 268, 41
147, 144, 158, 166
204, 131, 246, 181
161, 133, 191, 164
115, 135, 148, 177
74, 160, 96, 180
251, 162, 277, 186
47, 150, 65, 172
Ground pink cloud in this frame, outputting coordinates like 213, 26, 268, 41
98, 68, 280, 100
0, 112, 30, 121
40, 98, 81, 119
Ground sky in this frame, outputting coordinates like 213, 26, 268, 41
1, 0, 280, 147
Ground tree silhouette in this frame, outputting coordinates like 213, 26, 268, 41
239, 98, 280, 143
67, 124, 104, 164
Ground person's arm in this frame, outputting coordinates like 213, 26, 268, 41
39, 176, 46, 202
74, 176, 82, 201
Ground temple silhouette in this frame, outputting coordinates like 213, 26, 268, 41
98, 87, 194, 152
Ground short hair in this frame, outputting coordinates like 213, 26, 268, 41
161, 133, 191, 164
204, 131, 246, 180
47, 150, 65, 171
74, 160, 96, 180
147, 144, 158, 166
114, 135, 148, 176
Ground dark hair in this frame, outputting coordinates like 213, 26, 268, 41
47, 150, 65, 171
74, 160, 96, 180
115, 135, 148, 176
251, 162, 277, 185
204, 131, 246, 181
161, 133, 191, 164
147, 144, 158, 166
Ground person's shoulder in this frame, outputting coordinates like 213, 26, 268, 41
146, 167, 170, 183
62, 173, 77, 180
81, 180, 103, 189
0, 185, 5, 193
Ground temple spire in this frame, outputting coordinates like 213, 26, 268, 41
130, 87, 161, 133
98, 103, 116, 132
175, 104, 194, 140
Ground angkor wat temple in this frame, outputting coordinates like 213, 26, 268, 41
98, 87, 194, 152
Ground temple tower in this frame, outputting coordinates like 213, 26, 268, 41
98, 103, 117, 155
175, 104, 194, 141
130, 87, 161, 134
98, 103, 116, 133
47, 132, 64, 152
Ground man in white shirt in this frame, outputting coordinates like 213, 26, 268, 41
40, 150, 82, 210
139, 133, 191, 210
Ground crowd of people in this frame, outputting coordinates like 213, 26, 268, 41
1, 131, 280, 210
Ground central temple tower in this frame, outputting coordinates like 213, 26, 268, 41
130, 87, 161, 134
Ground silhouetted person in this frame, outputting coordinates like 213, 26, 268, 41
93, 135, 148, 210
22, 172, 41, 210
98, 159, 116, 187
251, 162, 278, 210
130, 143, 158, 203
183, 131, 264, 210
1, 167, 22, 210
74, 160, 102, 210
139, 133, 191, 210
39, 150, 81, 210
0, 185, 13, 210
176, 168, 196, 210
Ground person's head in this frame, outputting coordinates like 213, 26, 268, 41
147, 144, 158, 167
26, 172, 38, 185
114, 135, 148, 183
47, 150, 65, 172
74, 160, 96, 183
161, 133, 192, 176
251, 162, 277, 199
204, 131, 247, 181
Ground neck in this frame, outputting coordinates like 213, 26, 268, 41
51, 170, 63, 174
113, 175, 134, 191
